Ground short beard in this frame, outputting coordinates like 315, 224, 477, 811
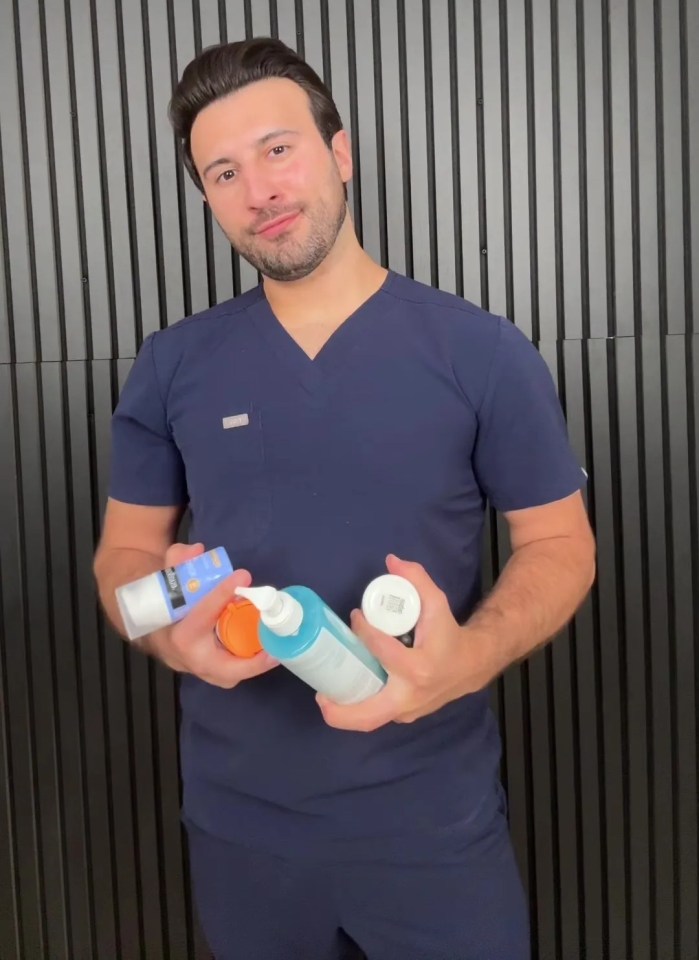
234, 192, 347, 282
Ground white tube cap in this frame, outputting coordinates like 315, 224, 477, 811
361, 574, 421, 638
115, 572, 171, 641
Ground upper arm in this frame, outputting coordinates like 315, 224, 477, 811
96, 497, 184, 558
504, 490, 595, 555
108, 333, 188, 509
472, 318, 587, 513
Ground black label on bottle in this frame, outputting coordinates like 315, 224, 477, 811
160, 567, 186, 609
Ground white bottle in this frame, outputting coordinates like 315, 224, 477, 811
361, 574, 421, 646
115, 546, 233, 641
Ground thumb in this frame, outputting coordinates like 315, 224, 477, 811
165, 541, 205, 567
178, 568, 253, 636
349, 609, 412, 676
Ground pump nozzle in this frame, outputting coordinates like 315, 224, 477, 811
235, 585, 283, 617
234, 585, 303, 636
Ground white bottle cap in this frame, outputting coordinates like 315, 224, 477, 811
361, 574, 421, 638
115, 572, 171, 641
234, 586, 303, 636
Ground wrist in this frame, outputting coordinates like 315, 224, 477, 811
134, 625, 176, 665
457, 622, 508, 692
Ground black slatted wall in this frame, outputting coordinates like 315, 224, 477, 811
0, 2, 697, 958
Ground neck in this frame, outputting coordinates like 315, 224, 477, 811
262, 211, 387, 325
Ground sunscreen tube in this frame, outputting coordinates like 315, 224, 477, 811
116, 547, 233, 641
361, 574, 421, 647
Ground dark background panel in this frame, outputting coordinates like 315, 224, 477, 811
0, 2, 697, 959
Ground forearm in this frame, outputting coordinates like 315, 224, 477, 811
463, 537, 596, 686
93, 546, 170, 655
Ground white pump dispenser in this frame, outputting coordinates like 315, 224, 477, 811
235, 585, 303, 636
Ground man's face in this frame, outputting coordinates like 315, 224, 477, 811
190, 77, 352, 281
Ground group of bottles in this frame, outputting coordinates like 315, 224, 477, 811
115, 547, 421, 704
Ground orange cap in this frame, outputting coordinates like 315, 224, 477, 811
215, 599, 262, 658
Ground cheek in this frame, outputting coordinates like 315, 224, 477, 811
278, 158, 313, 195
206, 193, 247, 232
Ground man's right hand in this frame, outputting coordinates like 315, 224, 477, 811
147, 542, 279, 688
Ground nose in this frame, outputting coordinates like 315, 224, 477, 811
241, 163, 281, 210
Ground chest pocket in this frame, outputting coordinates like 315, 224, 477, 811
180, 404, 272, 555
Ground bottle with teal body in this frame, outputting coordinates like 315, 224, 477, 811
235, 585, 387, 704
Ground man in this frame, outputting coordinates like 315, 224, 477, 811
94, 37, 595, 960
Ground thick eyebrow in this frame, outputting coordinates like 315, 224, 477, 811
201, 128, 299, 179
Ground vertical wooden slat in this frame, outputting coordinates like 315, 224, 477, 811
0, 0, 37, 362
688, 0, 699, 336
0, 148, 11, 365
614, 335, 653, 960
0, 368, 28, 960
665, 334, 698, 959
43, 0, 87, 360
66, 0, 116, 359
530, 0, 557, 342
453, 0, 483, 308
530, 341, 564, 960
607, 0, 634, 340
564, 339, 605, 958
580, 0, 610, 341
505, 0, 533, 337
639, 333, 676, 960
659, 0, 686, 336
588, 337, 628, 960
428, 1, 457, 295
15, 0, 62, 362
347, 2, 381, 266
325, 2, 354, 225
479, 1, 507, 317
16, 363, 73, 959
554, 0, 583, 340
64, 362, 120, 959
41, 363, 95, 960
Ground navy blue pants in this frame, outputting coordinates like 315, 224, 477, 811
186, 797, 530, 960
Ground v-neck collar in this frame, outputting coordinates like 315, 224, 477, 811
248, 270, 396, 400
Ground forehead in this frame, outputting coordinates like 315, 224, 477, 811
190, 77, 317, 157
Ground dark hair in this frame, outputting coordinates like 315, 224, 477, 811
168, 38, 344, 191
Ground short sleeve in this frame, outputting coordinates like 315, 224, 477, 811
109, 333, 188, 506
473, 318, 586, 512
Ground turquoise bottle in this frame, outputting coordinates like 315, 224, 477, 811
235, 585, 387, 704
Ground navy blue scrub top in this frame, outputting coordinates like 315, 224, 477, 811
109, 271, 585, 854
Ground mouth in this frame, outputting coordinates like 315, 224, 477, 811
255, 211, 301, 239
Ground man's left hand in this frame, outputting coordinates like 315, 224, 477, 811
317, 555, 493, 732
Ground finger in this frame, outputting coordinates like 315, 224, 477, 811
349, 609, 413, 675
198, 644, 280, 687
385, 554, 449, 615
177, 569, 253, 637
164, 541, 205, 567
237, 650, 281, 677
316, 684, 400, 732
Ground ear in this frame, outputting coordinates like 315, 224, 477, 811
331, 129, 353, 185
